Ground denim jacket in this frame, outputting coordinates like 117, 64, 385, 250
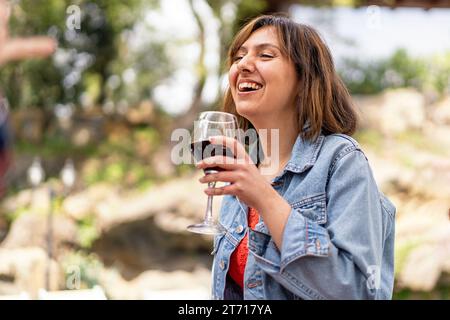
211, 133, 396, 300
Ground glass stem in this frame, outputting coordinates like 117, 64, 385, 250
204, 181, 216, 223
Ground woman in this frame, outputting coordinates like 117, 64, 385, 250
196, 15, 396, 300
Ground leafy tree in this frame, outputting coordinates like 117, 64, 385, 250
0, 0, 166, 112
339, 49, 450, 95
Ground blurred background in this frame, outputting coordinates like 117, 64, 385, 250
0, 0, 449, 300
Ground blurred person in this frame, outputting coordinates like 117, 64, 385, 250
196, 15, 396, 300
0, 0, 56, 196
0, 96, 11, 196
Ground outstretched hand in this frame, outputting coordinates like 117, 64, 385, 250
0, 0, 56, 66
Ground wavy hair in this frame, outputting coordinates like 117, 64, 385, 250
222, 14, 359, 140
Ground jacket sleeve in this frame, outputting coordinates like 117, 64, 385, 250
248, 150, 385, 299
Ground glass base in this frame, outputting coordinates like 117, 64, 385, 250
187, 221, 224, 235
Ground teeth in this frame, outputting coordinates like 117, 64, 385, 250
238, 82, 262, 91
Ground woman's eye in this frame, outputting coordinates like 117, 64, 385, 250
232, 53, 273, 62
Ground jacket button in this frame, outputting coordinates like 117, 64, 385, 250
235, 225, 244, 233
219, 260, 226, 270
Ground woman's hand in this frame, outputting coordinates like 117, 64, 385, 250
196, 135, 277, 212
0, 0, 56, 66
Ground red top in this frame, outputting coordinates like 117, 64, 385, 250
228, 207, 260, 288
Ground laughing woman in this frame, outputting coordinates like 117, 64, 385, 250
196, 14, 396, 300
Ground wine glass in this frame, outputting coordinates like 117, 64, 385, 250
187, 111, 239, 235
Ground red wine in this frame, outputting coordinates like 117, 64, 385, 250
190, 140, 234, 173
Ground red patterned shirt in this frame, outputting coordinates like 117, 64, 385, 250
228, 207, 260, 288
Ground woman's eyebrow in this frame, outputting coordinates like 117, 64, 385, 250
238, 43, 281, 52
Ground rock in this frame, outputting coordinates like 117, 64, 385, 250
363, 123, 450, 293
355, 88, 426, 135
1, 189, 32, 214
62, 183, 120, 221
395, 199, 450, 291
131, 267, 211, 300
398, 241, 450, 292
62, 195, 92, 221
430, 95, 450, 125
96, 265, 211, 300
94, 172, 221, 233
1, 212, 79, 257
367, 147, 450, 201
1, 186, 50, 216
92, 216, 214, 279
96, 267, 138, 300
91, 172, 220, 278
362, 149, 409, 191
401, 161, 450, 200
423, 124, 450, 156
37, 286, 107, 300
0, 247, 62, 298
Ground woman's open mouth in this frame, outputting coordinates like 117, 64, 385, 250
237, 81, 263, 95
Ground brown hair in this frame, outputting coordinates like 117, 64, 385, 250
222, 14, 359, 141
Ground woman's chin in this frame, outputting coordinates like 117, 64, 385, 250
236, 103, 261, 119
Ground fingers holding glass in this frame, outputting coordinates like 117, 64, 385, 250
187, 111, 240, 235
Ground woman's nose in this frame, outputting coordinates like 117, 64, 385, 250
237, 55, 255, 73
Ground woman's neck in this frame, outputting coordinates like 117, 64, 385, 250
252, 115, 299, 177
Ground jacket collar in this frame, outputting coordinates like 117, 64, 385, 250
247, 125, 324, 176
284, 133, 324, 174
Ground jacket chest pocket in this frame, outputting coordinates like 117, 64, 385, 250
291, 193, 327, 225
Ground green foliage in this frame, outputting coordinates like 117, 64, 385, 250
353, 129, 383, 152
82, 126, 159, 188
15, 132, 96, 158
233, 0, 268, 34
391, 240, 450, 300
0, 0, 169, 112
175, 163, 195, 177
104, 162, 127, 182
5, 206, 29, 223
427, 53, 450, 94
61, 251, 104, 289
394, 284, 450, 300
77, 215, 99, 249
394, 239, 423, 278
340, 49, 450, 96
83, 155, 152, 187
83, 160, 126, 185
395, 130, 447, 156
